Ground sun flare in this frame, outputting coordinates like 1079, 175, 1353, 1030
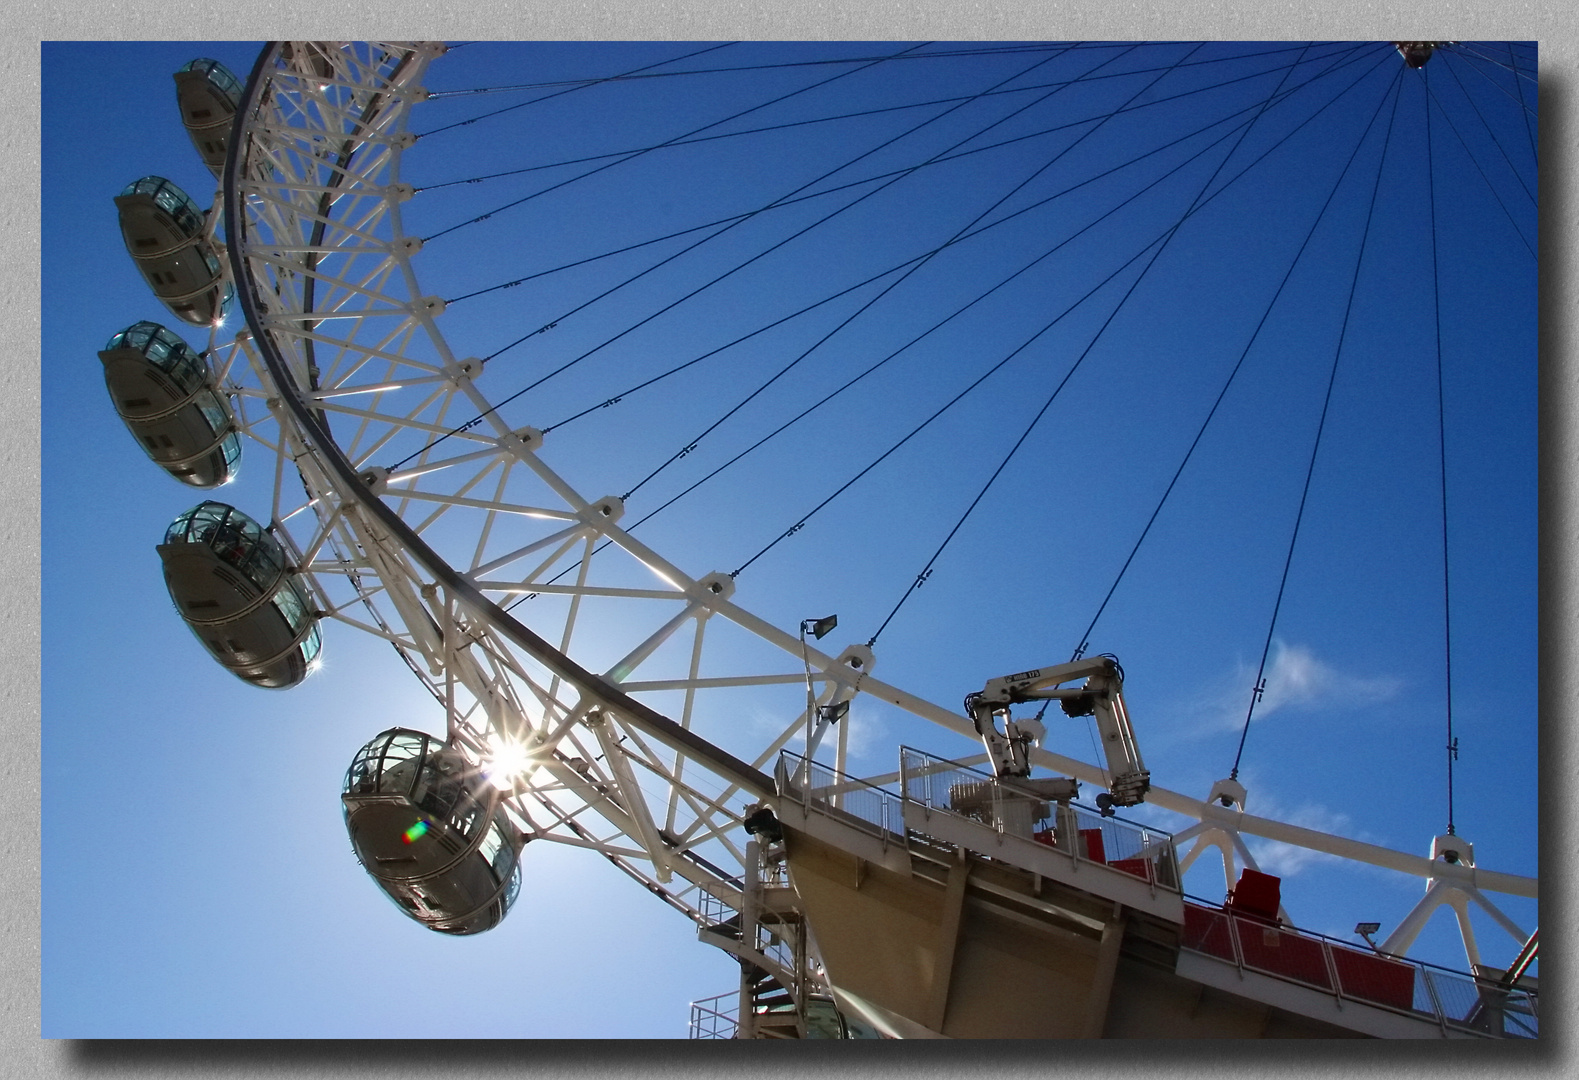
484, 737, 532, 789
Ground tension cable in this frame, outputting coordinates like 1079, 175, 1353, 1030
1229, 68, 1405, 782
1424, 67, 1459, 837
420, 43, 933, 243
418, 42, 738, 139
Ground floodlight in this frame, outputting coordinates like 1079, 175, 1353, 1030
1355, 922, 1381, 948
803, 614, 838, 639
817, 700, 850, 725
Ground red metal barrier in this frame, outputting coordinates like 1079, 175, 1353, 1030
1332, 948, 1416, 1011
1235, 918, 1333, 990
1108, 856, 1151, 881
1183, 903, 1236, 960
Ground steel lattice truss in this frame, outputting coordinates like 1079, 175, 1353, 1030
204, 41, 1534, 988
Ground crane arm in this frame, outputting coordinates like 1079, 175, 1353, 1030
965, 656, 1150, 807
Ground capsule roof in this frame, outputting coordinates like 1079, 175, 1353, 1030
165, 501, 287, 593
118, 175, 206, 234
105, 320, 206, 381
176, 58, 242, 105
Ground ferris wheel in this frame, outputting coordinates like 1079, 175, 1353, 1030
99, 41, 1538, 1038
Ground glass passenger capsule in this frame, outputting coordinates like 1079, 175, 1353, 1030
342, 728, 523, 935
99, 321, 240, 487
114, 176, 233, 326
157, 501, 322, 688
174, 59, 242, 177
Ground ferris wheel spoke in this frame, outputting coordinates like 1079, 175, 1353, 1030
239, 183, 400, 263
306, 374, 453, 399
309, 395, 489, 443
617, 672, 812, 693
288, 326, 447, 379
383, 442, 515, 487
314, 322, 431, 387
321, 611, 416, 647
467, 519, 586, 580
243, 241, 404, 309
383, 483, 560, 520
663, 615, 711, 834
278, 502, 346, 569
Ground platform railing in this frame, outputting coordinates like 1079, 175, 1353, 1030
777, 747, 1181, 890
776, 751, 906, 842
773, 749, 1534, 1038
772, 749, 1534, 1038
898, 746, 1181, 890
688, 991, 739, 1039
1180, 900, 1538, 1038
697, 887, 733, 929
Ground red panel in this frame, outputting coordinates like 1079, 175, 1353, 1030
1107, 856, 1151, 881
1184, 900, 1418, 1013
1183, 903, 1235, 960
1332, 947, 1417, 1011
1080, 828, 1106, 863
1234, 919, 1333, 990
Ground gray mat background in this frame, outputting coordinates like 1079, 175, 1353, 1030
6, 4, 1572, 1076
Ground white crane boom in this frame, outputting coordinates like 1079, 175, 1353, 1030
965, 655, 1149, 809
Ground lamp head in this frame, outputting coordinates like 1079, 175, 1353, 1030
803, 614, 838, 639
817, 699, 850, 725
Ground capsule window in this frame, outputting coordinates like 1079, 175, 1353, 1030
198, 400, 226, 430
299, 622, 323, 665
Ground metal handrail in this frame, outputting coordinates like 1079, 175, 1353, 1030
1178, 897, 1537, 1038
898, 745, 1181, 890
687, 991, 738, 1039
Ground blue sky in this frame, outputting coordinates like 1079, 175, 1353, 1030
42, 41, 1538, 1037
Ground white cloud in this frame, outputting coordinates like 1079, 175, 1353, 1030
1189, 639, 1403, 733
1257, 641, 1403, 716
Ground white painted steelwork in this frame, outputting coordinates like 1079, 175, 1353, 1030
194, 42, 1535, 1034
